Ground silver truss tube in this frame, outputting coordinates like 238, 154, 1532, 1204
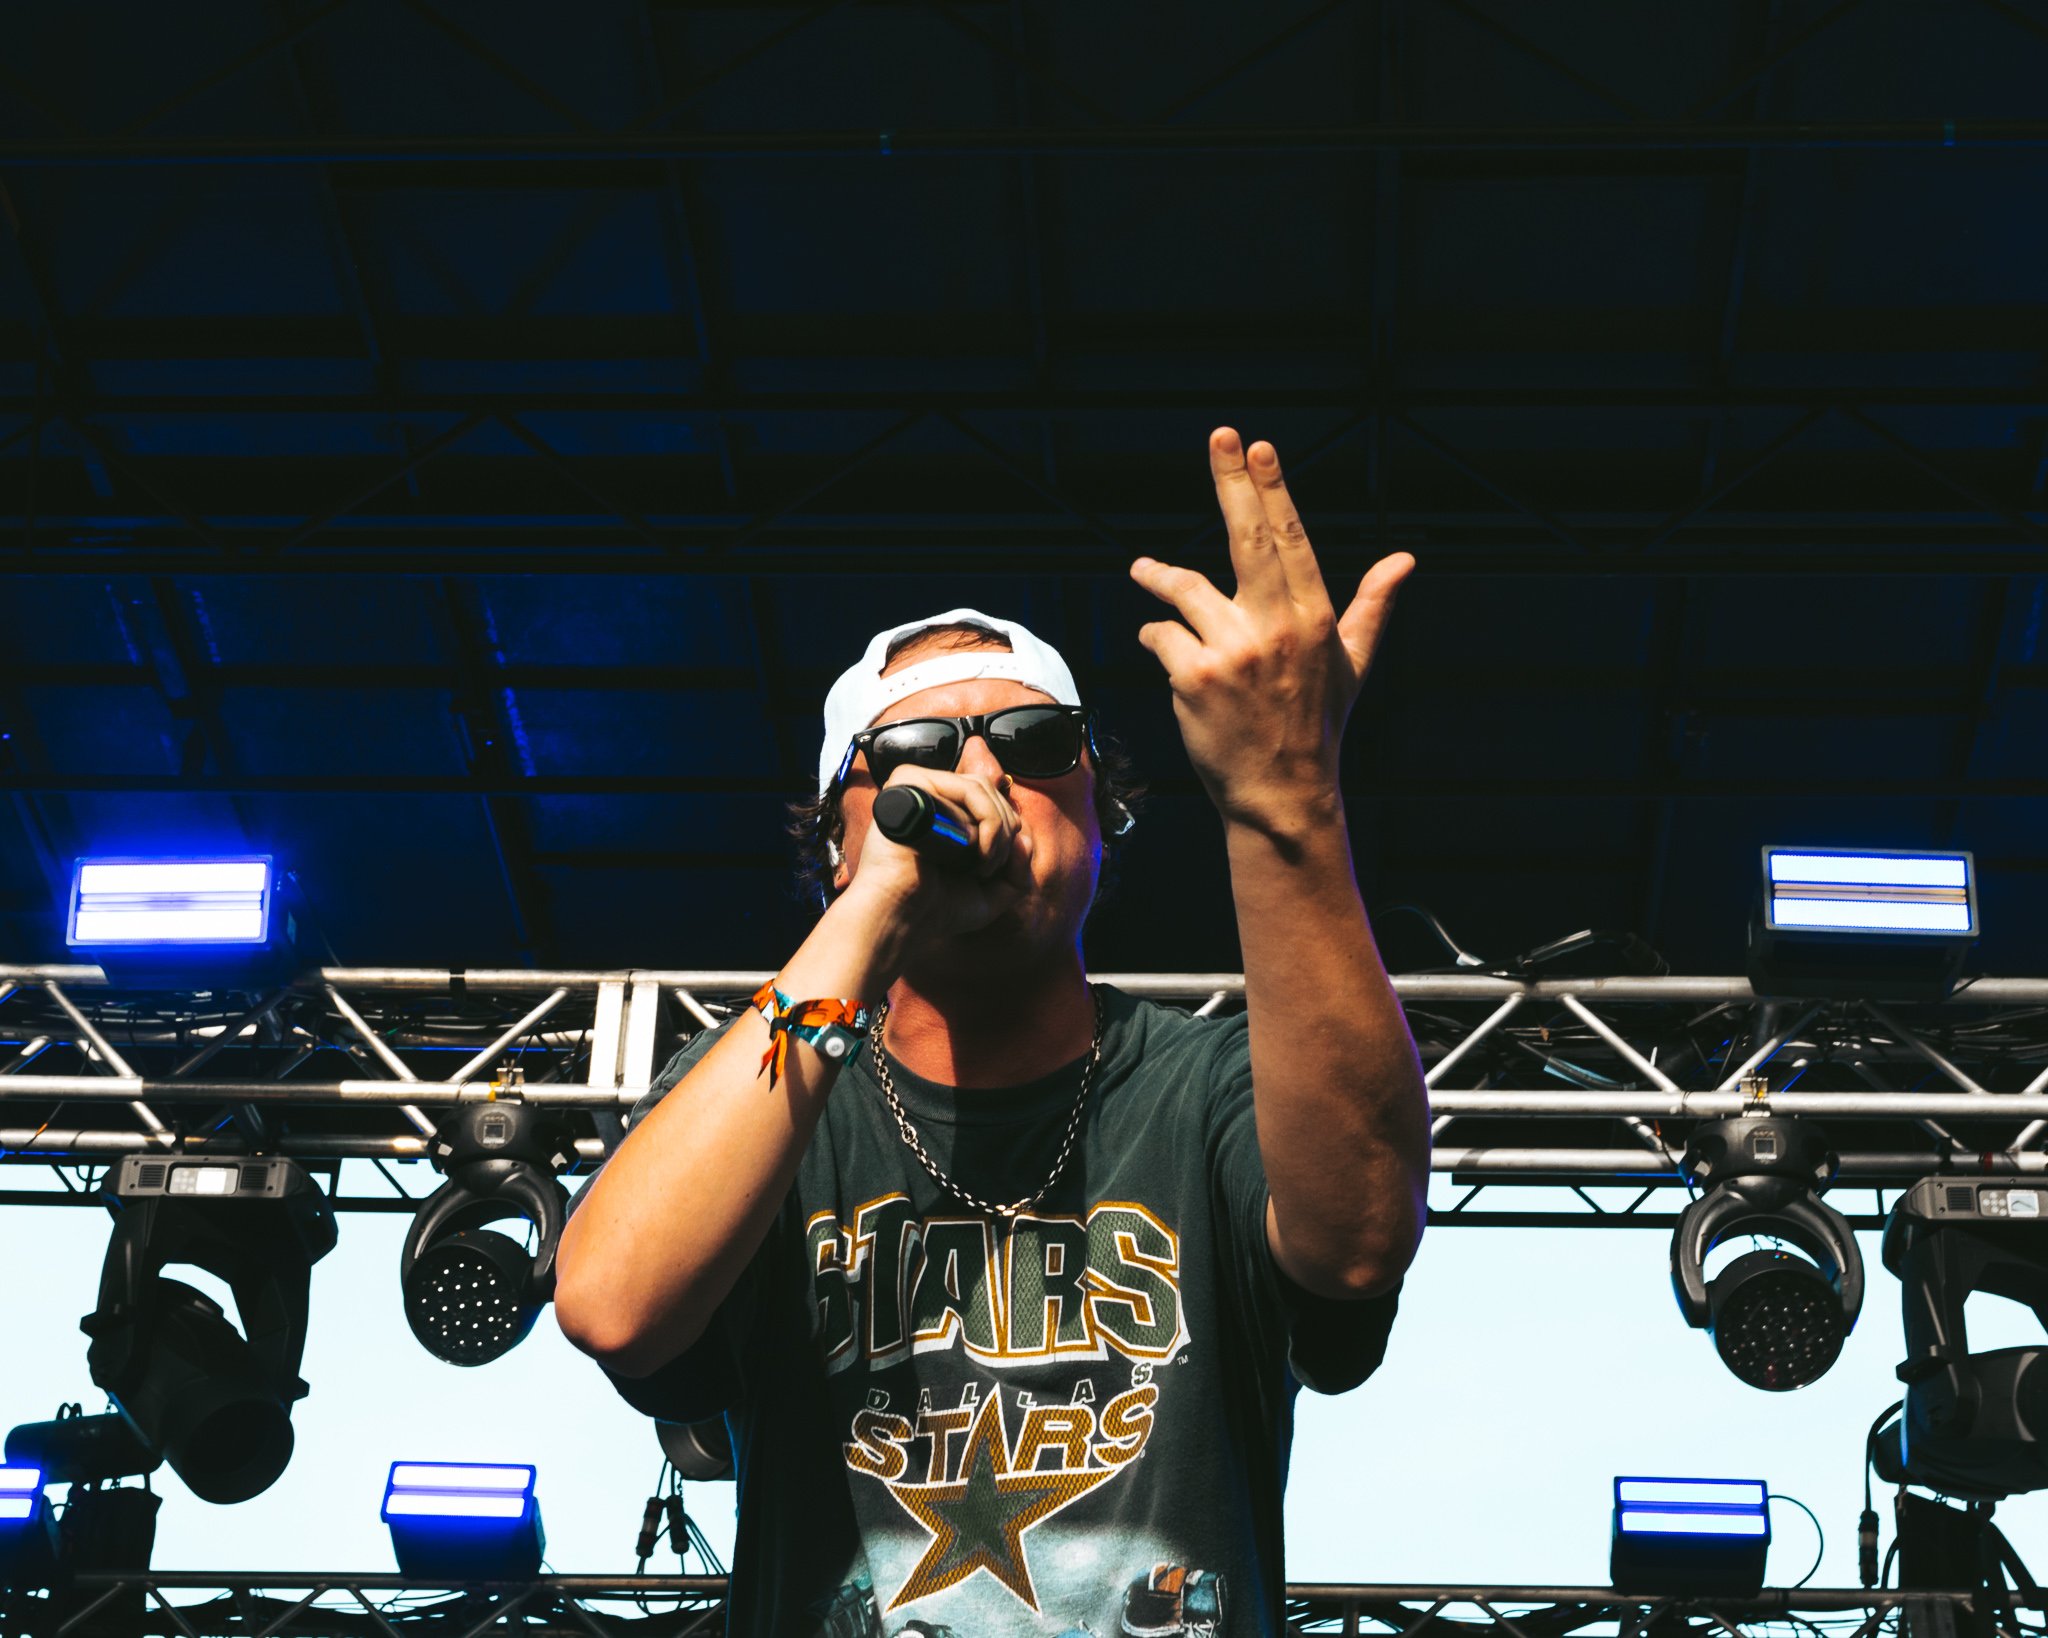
323, 983, 435, 1137
0, 981, 15, 1009
5, 964, 2048, 1005
169, 988, 290, 1078
1424, 992, 1521, 1090
2, 1036, 51, 1074
1430, 1147, 2042, 1176
7, 1078, 2048, 1119
1428, 1088, 2048, 1118
43, 981, 136, 1077
672, 988, 719, 1031
0, 1075, 644, 1106
43, 980, 167, 1137
0, 1129, 605, 1160
445, 987, 570, 1084
1558, 993, 1681, 1094
1714, 1001, 1825, 1090
2008, 1058, 2048, 1147
1862, 999, 1990, 1095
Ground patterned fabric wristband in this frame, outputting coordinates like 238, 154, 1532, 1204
750, 980, 876, 1088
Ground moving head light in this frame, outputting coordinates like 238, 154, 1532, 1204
82, 1157, 336, 1504
403, 1101, 573, 1366
1876, 1178, 2048, 1499
1672, 1117, 1864, 1391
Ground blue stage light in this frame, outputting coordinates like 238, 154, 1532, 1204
1765, 849, 1974, 935
382, 1462, 544, 1579
66, 857, 273, 948
1611, 1475, 1772, 1592
0, 1466, 56, 1588
0, 1466, 39, 1526
1749, 846, 1980, 1001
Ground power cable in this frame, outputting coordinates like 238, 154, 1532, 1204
1769, 1491, 1826, 1589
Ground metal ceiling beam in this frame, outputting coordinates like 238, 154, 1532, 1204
3, 542, 2045, 577
8, 385, 2045, 412
8, 119, 2048, 165
1, 771, 2042, 797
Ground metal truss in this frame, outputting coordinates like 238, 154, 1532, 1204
4, 968, 2048, 1220
0, 1576, 2023, 1638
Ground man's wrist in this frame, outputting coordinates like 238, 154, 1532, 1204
1214, 781, 1347, 846
816, 878, 916, 993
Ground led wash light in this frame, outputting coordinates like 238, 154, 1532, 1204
0, 1465, 55, 1589
0, 1467, 40, 1524
382, 1462, 544, 1578
1748, 846, 1980, 1001
1611, 1476, 1771, 1592
1766, 850, 1975, 935
67, 858, 272, 947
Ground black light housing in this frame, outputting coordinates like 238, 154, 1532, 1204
657, 1417, 734, 1483
402, 1102, 573, 1366
1875, 1178, 2048, 1500
1671, 1117, 1864, 1391
1746, 846, 1978, 1002
81, 1157, 336, 1504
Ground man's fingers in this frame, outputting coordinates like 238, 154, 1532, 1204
1135, 617, 1203, 678
883, 767, 1018, 879
1129, 555, 1236, 641
1335, 551, 1416, 677
1246, 439, 1329, 613
1209, 426, 1289, 602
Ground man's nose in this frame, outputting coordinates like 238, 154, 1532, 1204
956, 732, 1004, 782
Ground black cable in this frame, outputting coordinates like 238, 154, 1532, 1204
1861, 1399, 1904, 1588
1770, 1492, 1827, 1589
1377, 903, 1489, 969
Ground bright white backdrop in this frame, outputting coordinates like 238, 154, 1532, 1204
7, 1170, 2047, 1585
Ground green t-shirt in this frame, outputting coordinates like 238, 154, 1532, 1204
591, 984, 1401, 1637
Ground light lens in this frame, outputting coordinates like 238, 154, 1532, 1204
0, 1467, 41, 1496
68, 857, 272, 947
1620, 1509, 1769, 1537
385, 1493, 527, 1519
1617, 1479, 1767, 1507
389, 1464, 533, 1494
0, 1496, 35, 1522
1764, 848, 1973, 936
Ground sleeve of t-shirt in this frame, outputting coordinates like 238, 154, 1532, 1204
1203, 1013, 1402, 1396
565, 1022, 784, 1424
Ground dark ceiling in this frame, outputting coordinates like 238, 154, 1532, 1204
0, 0, 2044, 977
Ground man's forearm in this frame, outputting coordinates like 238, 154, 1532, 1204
554, 893, 906, 1377
1226, 794, 1430, 1299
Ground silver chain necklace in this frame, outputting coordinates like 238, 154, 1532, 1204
869, 987, 1102, 1220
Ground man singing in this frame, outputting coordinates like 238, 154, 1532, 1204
556, 428, 1431, 1635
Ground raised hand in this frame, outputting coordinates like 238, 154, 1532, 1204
1130, 427, 1413, 833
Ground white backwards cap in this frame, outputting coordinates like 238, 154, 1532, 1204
816, 608, 1081, 795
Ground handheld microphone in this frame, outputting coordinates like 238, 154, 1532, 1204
872, 785, 975, 863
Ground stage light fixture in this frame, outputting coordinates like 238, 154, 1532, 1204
64, 855, 310, 986
66, 857, 272, 947
0, 1466, 56, 1591
82, 1156, 336, 1504
656, 1417, 734, 1483
1747, 846, 1978, 1001
1873, 1178, 2048, 1499
1610, 1476, 1771, 1592
1671, 1117, 1864, 1391
382, 1462, 544, 1578
5, 1409, 159, 1487
402, 1101, 573, 1366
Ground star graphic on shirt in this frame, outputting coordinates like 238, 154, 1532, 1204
882, 1392, 1113, 1611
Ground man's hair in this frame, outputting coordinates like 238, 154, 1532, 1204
786, 622, 1143, 908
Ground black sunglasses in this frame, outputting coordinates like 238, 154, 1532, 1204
836, 704, 1093, 790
